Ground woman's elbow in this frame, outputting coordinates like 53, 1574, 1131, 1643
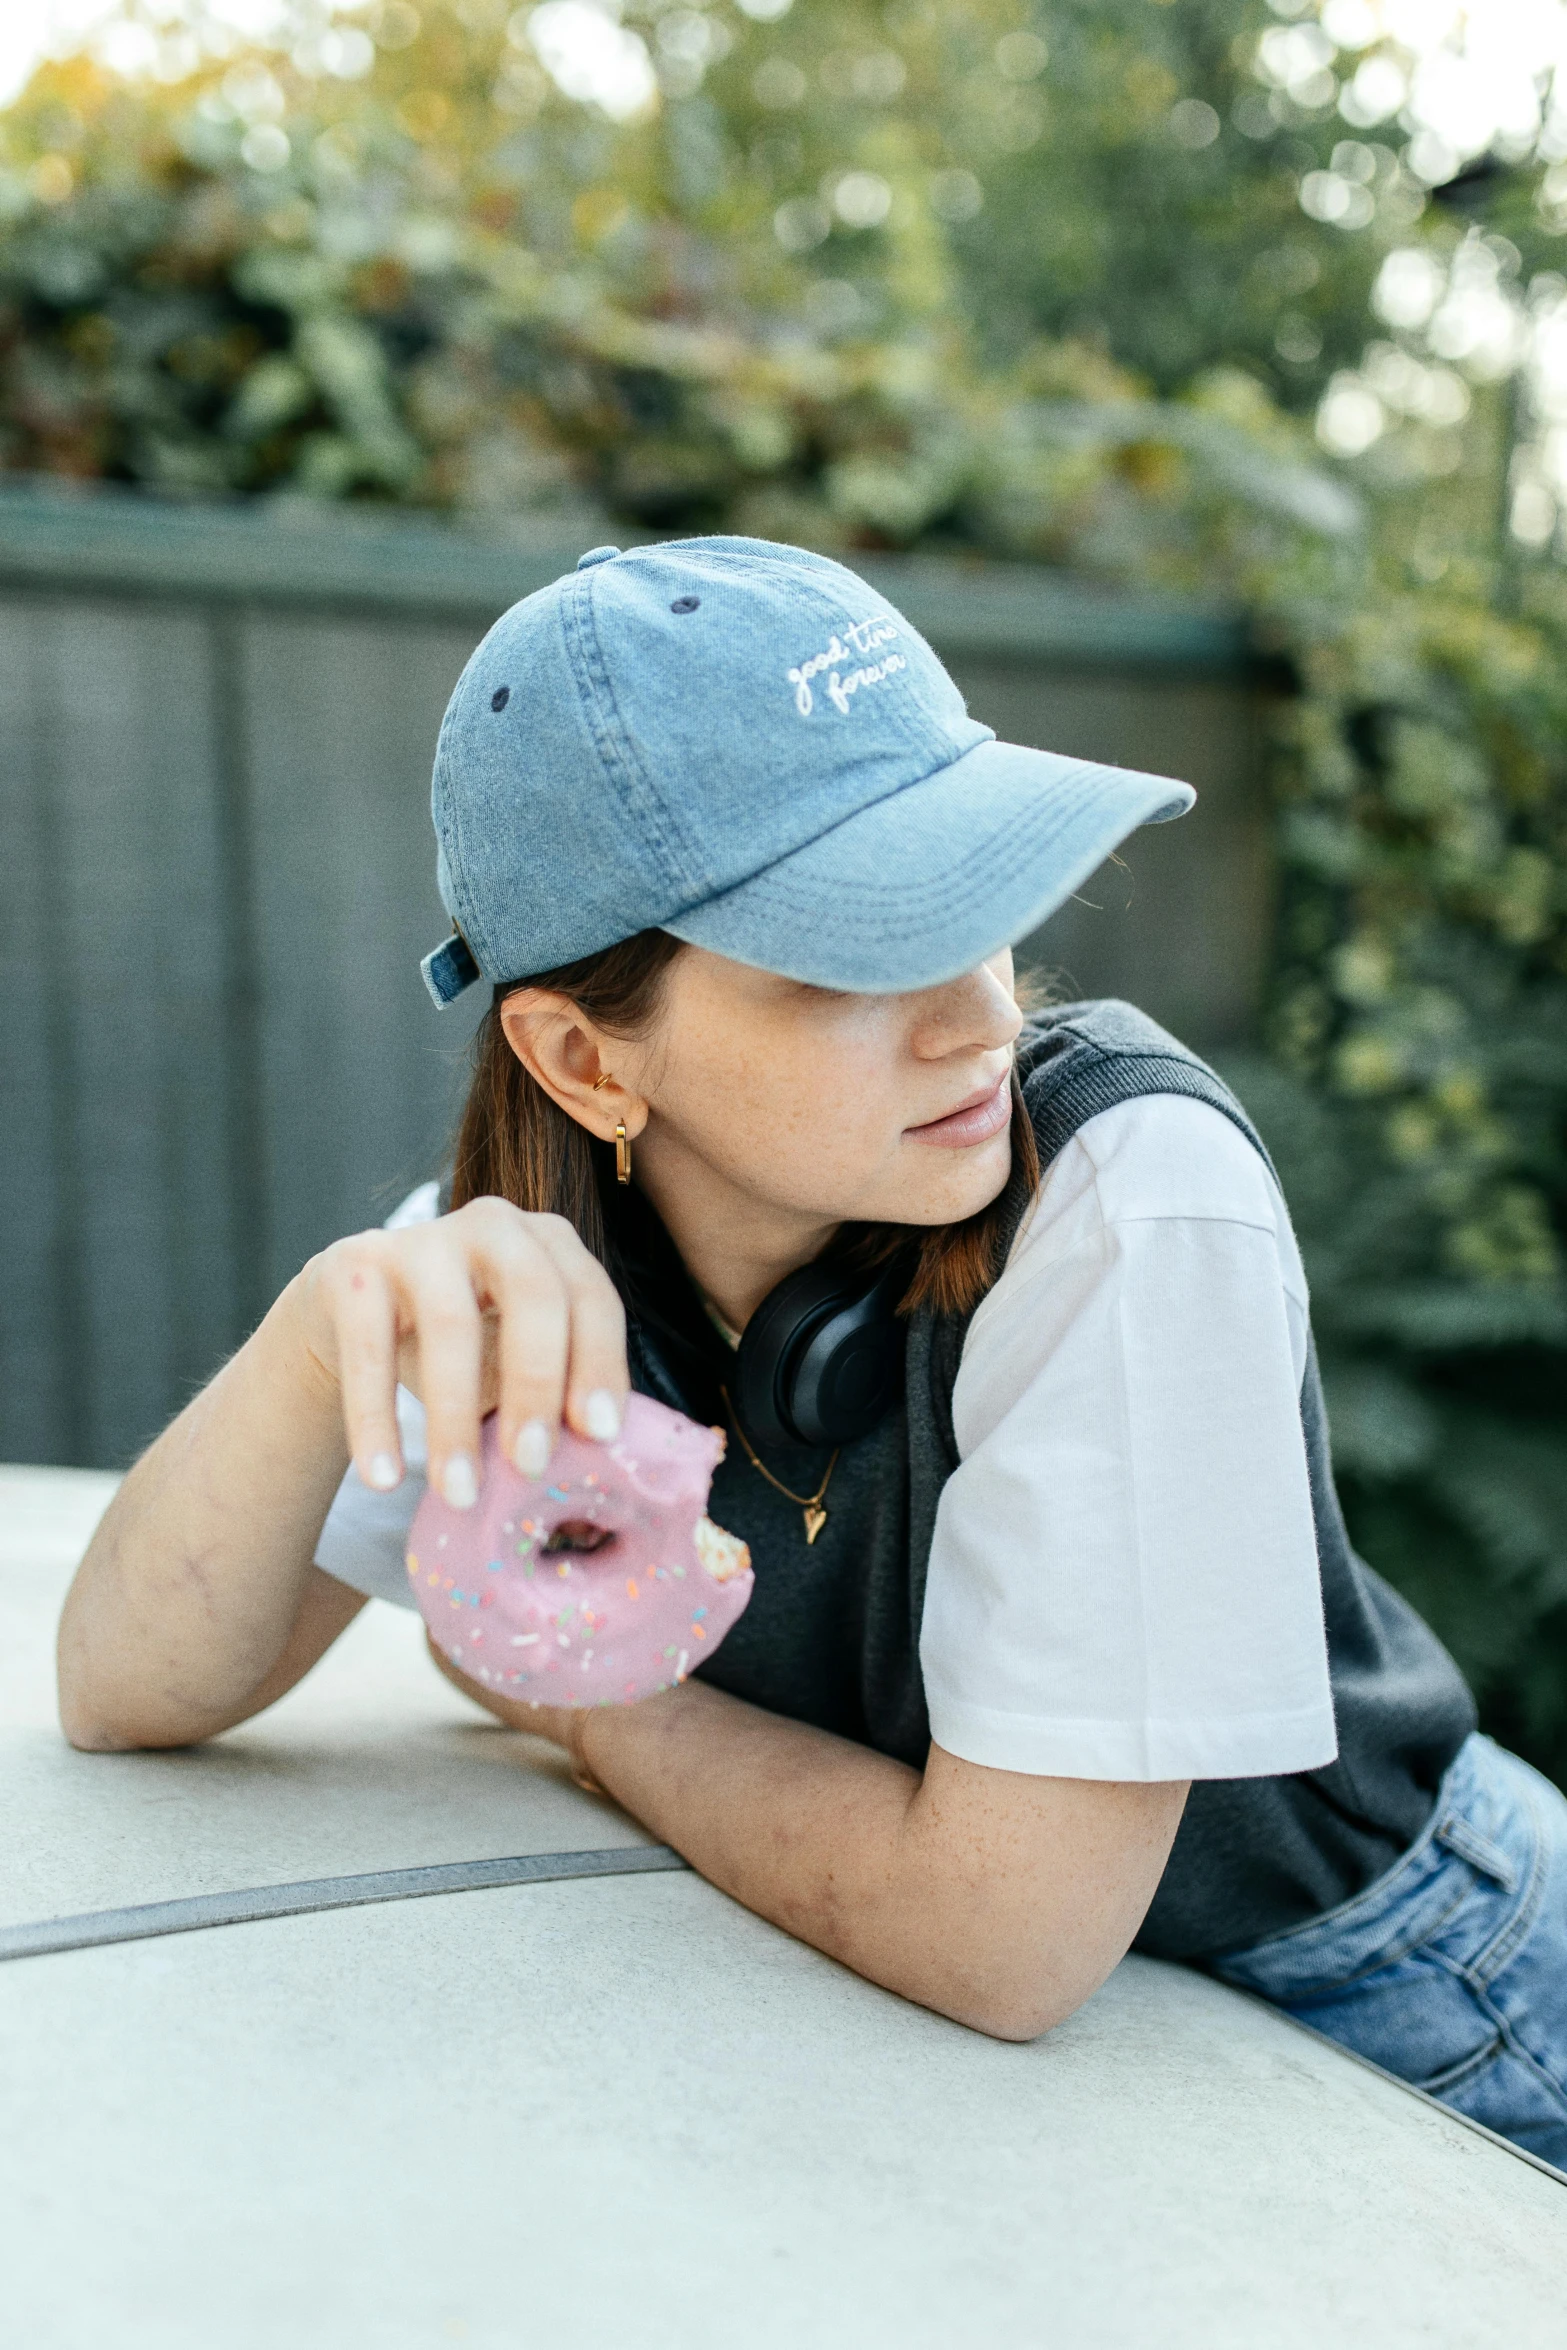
950, 1989, 1084, 2044
56, 1638, 122, 1750
58, 1677, 137, 1751
56, 1673, 190, 1753
56, 1627, 201, 1753
59, 1708, 136, 1753
926, 1952, 1106, 2044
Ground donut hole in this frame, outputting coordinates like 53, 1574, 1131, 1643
541, 1519, 617, 1555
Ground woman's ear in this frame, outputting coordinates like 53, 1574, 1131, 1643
499, 991, 646, 1137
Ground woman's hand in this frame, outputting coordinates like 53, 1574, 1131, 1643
59, 1195, 630, 1752
288, 1198, 630, 1510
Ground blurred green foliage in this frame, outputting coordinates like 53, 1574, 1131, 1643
0, 0, 1397, 529
1228, 581, 1567, 1782
2, 0, 1565, 1779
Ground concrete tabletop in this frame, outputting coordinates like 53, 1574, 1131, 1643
2, 1464, 1563, 2349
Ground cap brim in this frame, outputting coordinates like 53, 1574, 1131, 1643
662, 738, 1196, 991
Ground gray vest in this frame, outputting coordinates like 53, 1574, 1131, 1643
617, 1000, 1477, 1963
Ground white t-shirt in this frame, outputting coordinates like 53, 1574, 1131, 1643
315, 1096, 1337, 1785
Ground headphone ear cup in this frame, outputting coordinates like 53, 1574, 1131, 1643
733, 1263, 906, 1449
733, 1267, 843, 1449
786, 1283, 905, 1445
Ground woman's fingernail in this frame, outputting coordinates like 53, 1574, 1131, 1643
443, 1454, 478, 1510
515, 1419, 551, 1479
583, 1389, 621, 1442
365, 1452, 401, 1491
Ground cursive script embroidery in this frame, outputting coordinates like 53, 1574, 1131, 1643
787, 615, 904, 716
825, 653, 907, 714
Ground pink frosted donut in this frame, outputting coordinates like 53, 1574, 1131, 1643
406, 1393, 753, 1708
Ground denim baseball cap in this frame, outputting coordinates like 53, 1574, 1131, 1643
420, 535, 1195, 1005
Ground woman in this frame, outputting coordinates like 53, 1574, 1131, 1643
59, 537, 1567, 2165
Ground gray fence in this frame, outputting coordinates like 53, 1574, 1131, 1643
0, 485, 1267, 1470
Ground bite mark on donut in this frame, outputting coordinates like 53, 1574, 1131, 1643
694, 1515, 751, 1584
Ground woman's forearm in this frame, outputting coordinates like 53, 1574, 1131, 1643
582, 1682, 932, 1983
57, 1282, 353, 1749
439, 1658, 1182, 2039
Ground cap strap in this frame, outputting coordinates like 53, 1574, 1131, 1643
420, 929, 481, 1008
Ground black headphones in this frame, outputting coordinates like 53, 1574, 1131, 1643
731, 1259, 908, 1449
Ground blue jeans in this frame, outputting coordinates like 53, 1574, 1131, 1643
1210, 1734, 1567, 2173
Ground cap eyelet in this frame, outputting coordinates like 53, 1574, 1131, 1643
490, 685, 510, 711
670, 595, 700, 615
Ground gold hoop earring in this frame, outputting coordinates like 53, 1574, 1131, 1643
615, 1121, 632, 1185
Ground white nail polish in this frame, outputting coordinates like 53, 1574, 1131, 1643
365, 1452, 401, 1492
583, 1389, 621, 1442
515, 1419, 551, 1479
443, 1454, 478, 1510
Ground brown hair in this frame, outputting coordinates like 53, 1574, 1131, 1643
450, 930, 1040, 1320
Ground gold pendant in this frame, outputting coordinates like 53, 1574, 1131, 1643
803, 1503, 827, 1545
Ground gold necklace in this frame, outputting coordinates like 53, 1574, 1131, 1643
719, 1386, 839, 1546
